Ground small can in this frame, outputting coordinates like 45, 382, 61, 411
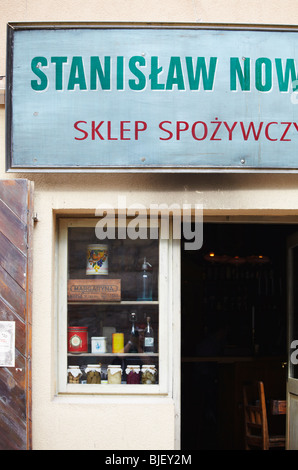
107, 365, 122, 384
141, 365, 157, 384
86, 244, 108, 275
68, 326, 88, 353
126, 365, 141, 384
112, 333, 124, 353
67, 366, 82, 384
85, 364, 101, 384
91, 337, 107, 354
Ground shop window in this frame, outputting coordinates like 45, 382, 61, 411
57, 217, 169, 394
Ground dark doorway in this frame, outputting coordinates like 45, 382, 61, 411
181, 223, 291, 450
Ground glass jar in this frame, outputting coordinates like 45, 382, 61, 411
67, 365, 82, 384
141, 365, 157, 384
85, 364, 101, 384
107, 365, 122, 384
126, 365, 140, 384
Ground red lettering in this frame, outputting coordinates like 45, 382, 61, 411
107, 121, 117, 140
92, 121, 104, 140
240, 122, 263, 140
135, 121, 147, 140
159, 121, 173, 140
191, 121, 208, 141
74, 121, 88, 140
210, 120, 222, 141
280, 122, 292, 141
265, 122, 278, 141
176, 121, 189, 140
120, 121, 131, 140
223, 121, 237, 141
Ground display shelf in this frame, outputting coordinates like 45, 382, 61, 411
68, 300, 159, 306
68, 352, 159, 357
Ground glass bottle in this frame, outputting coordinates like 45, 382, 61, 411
144, 316, 154, 353
128, 312, 139, 353
137, 258, 152, 301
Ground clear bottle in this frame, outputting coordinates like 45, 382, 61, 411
137, 258, 152, 301
144, 316, 154, 353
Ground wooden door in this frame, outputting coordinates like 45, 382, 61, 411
287, 231, 298, 449
0, 179, 33, 450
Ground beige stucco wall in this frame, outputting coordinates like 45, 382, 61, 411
1, 0, 298, 450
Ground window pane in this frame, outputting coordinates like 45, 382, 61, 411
66, 225, 159, 386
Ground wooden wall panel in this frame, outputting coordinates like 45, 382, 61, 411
0, 179, 33, 450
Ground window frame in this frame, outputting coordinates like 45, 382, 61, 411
56, 216, 171, 395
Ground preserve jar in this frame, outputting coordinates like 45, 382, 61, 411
85, 364, 101, 384
67, 366, 82, 384
68, 326, 88, 353
126, 365, 140, 384
107, 365, 122, 384
141, 365, 157, 384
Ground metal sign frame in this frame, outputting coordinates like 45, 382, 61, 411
6, 22, 298, 173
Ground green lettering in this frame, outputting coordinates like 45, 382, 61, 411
166, 57, 185, 90
51, 56, 68, 90
186, 57, 217, 90
31, 56, 48, 91
150, 57, 165, 90
275, 58, 298, 92
68, 56, 87, 90
255, 58, 272, 92
128, 56, 146, 91
90, 56, 111, 90
230, 57, 250, 91
117, 56, 124, 90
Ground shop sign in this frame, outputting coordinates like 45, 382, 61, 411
6, 24, 298, 172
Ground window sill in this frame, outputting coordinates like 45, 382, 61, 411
59, 383, 167, 395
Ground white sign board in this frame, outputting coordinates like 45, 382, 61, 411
0, 321, 15, 367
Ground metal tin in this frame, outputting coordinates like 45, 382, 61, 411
68, 326, 88, 353
91, 336, 106, 354
112, 333, 124, 353
86, 244, 108, 275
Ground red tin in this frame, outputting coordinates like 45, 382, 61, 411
68, 326, 88, 353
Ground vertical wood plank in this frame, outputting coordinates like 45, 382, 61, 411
0, 179, 33, 450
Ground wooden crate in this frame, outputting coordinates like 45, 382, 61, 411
67, 279, 121, 301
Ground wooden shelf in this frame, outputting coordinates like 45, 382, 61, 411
68, 352, 158, 357
68, 300, 159, 306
